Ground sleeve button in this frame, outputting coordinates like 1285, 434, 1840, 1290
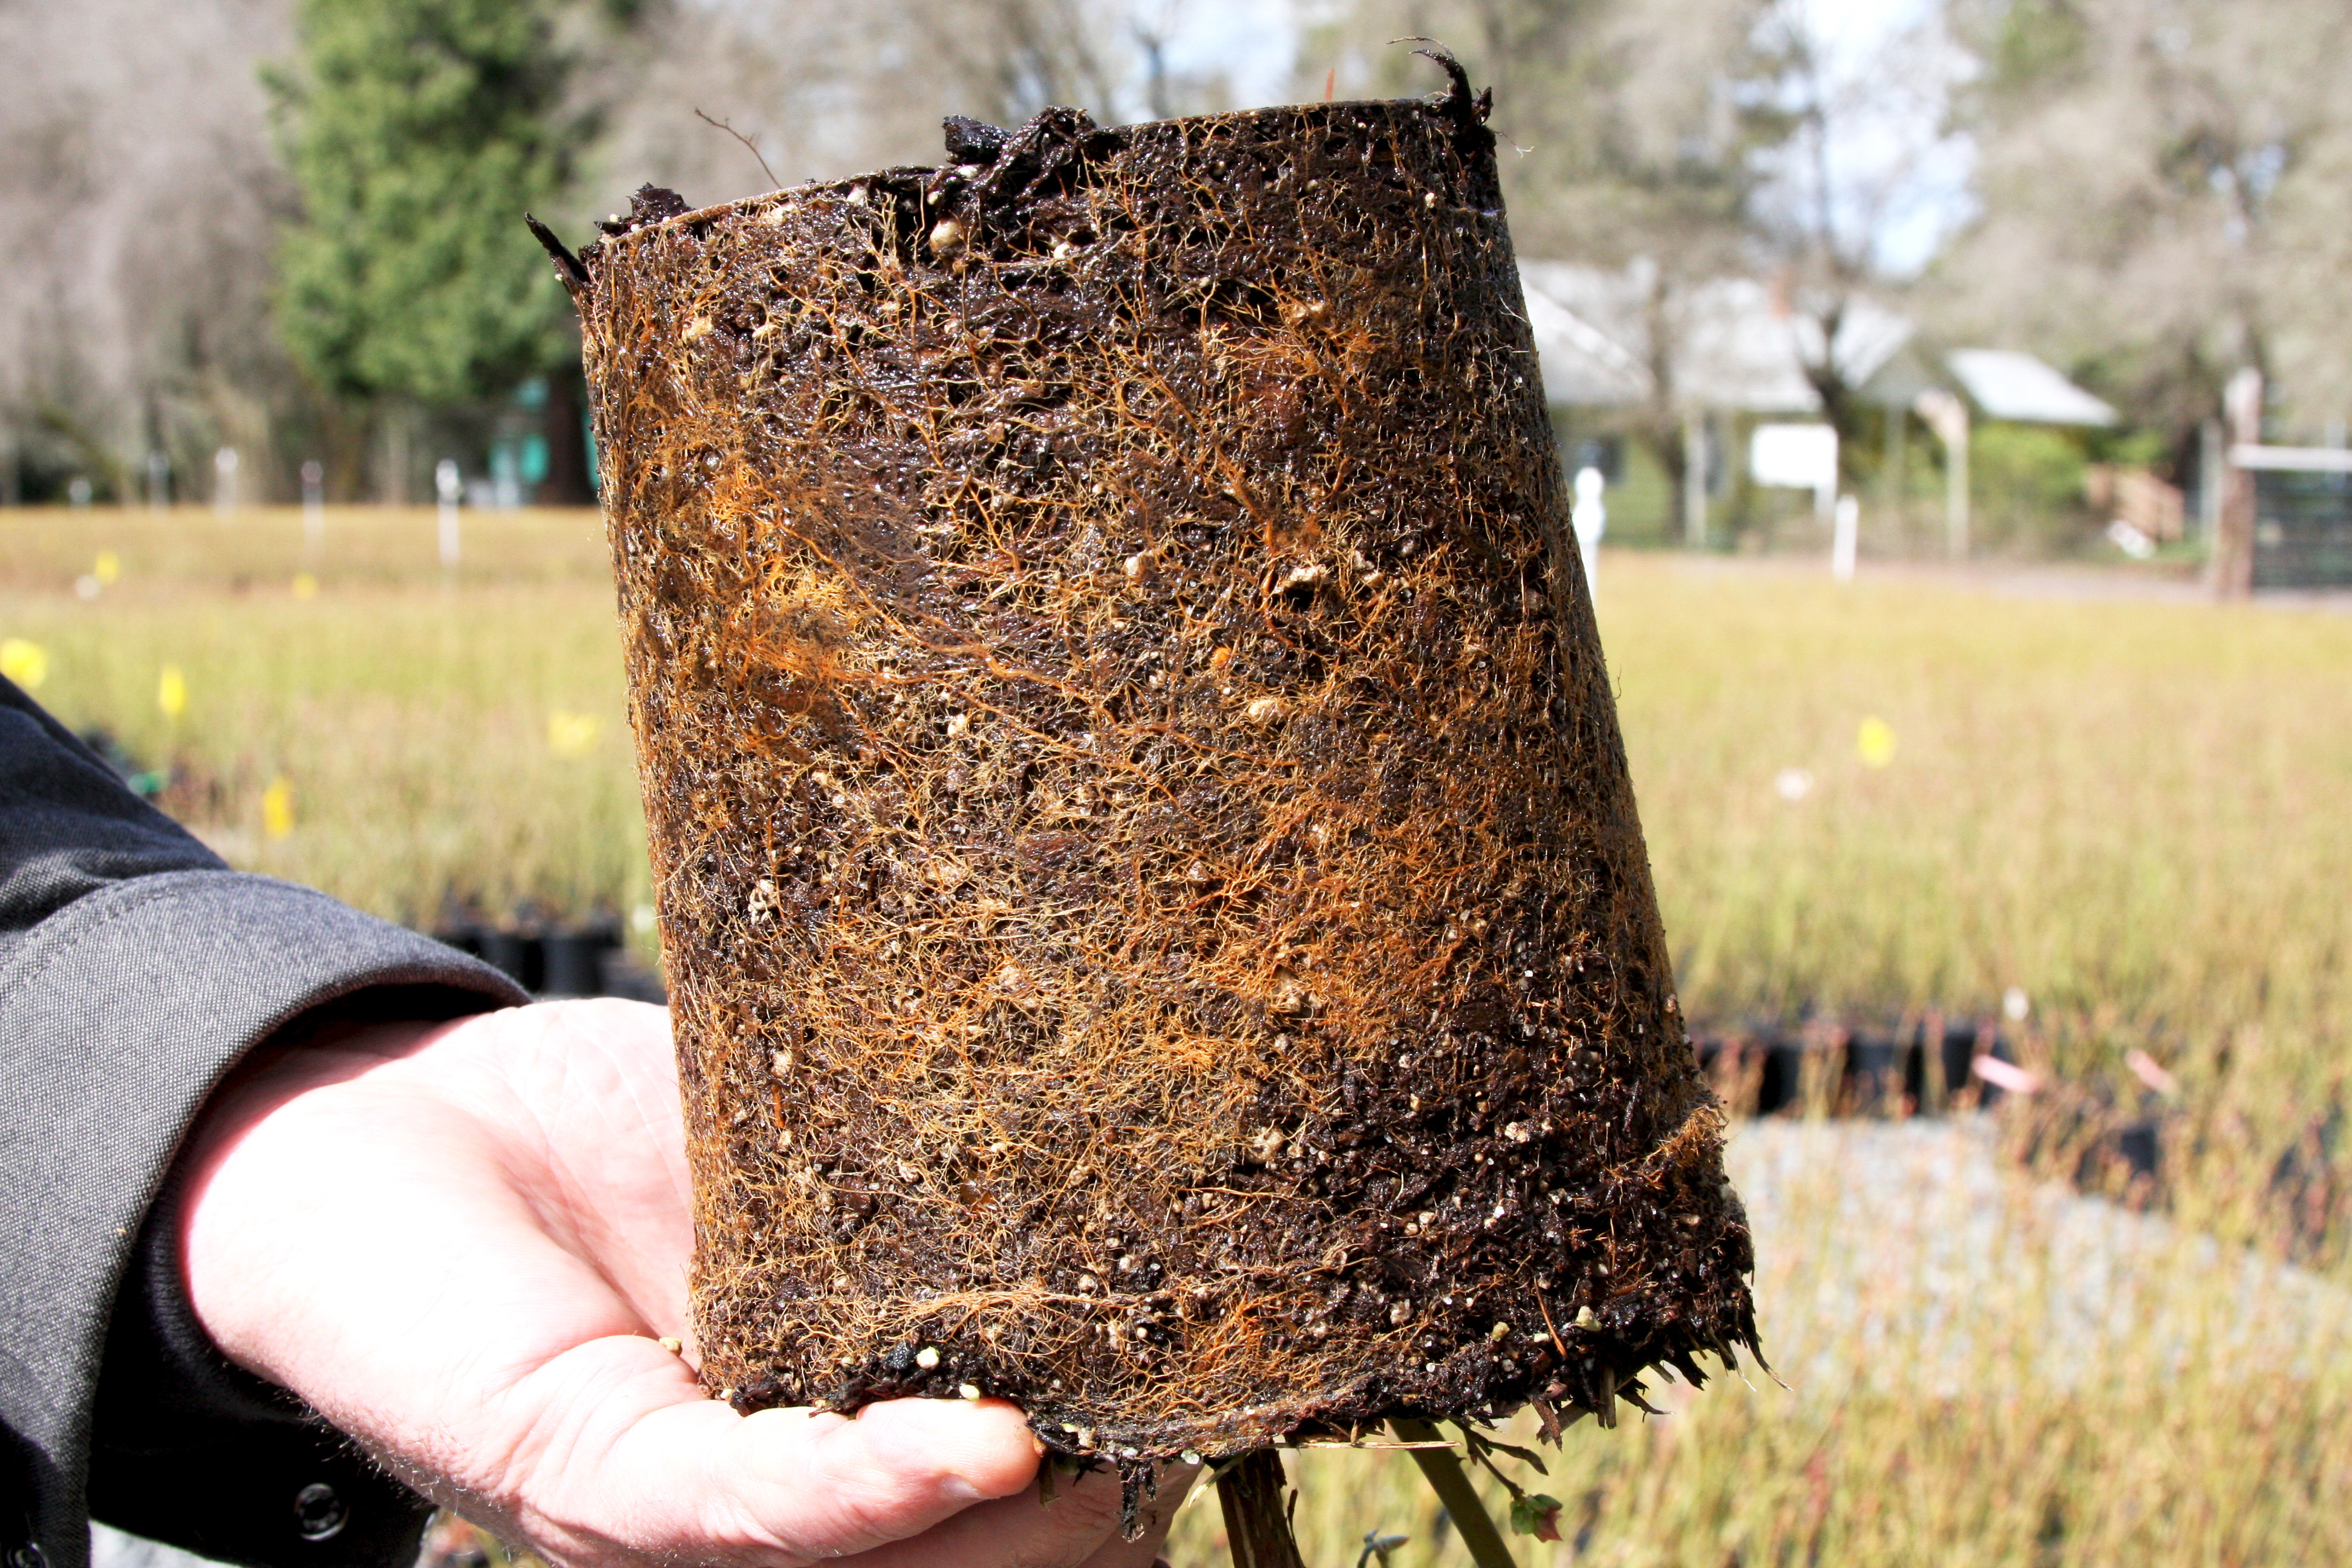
294, 1483, 349, 1542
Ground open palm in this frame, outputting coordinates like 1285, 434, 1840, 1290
180, 998, 1183, 1568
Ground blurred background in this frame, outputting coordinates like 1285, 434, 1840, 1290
5, 1, 2348, 1564
10, 0, 2352, 556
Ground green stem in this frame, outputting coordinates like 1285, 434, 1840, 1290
1216, 1449, 1306, 1568
1390, 1419, 1520, 1568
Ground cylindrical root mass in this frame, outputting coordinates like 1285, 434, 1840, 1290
571, 82, 1759, 1488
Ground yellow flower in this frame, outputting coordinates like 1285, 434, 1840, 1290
292, 573, 319, 599
93, 550, 121, 584
1857, 716, 1897, 768
158, 664, 188, 720
1, 638, 48, 690
548, 710, 601, 757
261, 776, 295, 840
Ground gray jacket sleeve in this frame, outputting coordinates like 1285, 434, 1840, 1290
0, 679, 528, 1568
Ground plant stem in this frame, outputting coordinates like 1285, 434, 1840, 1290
1217, 1449, 1306, 1568
1391, 1419, 1520, 1568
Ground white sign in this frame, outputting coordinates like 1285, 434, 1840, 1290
1750, 423, 1840, 492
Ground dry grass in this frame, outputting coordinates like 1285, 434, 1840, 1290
1166, 1119, 2352, 1567
1604, 557, 2352, 1267
7, 510, 2350, 1564
0, 505, 645, 930
1623, 558, 2352, 1059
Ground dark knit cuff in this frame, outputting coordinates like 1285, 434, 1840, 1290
0, 871, 525, 1568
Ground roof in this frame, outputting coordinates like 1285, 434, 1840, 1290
1517, 264, 1913, 416
1521, 287, 1649, 407
1945, 349, 2118, 426
1675, 278, 1825, 414
1517, 263, 2117, 428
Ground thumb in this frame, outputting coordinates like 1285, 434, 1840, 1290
479, 1338, 1042, 1567
740, 1399, 1050, 1555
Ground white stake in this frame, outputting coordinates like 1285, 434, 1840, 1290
435, 458, 463, 568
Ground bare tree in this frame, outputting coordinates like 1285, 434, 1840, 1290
589, 0, 1206, 220
0, 0, 295, 501
1743, 0, 1974, 474
1296, 0, 1777, 526
1930, 0, 2352, 441
0, 0, 1184, 501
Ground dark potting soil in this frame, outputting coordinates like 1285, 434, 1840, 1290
561, 82, 1760, 1479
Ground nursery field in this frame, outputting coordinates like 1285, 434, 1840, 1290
8, 506, 2351, 1566
0, 506, 649, 931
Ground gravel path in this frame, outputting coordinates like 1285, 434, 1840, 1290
1724, 1117, 2352, 1396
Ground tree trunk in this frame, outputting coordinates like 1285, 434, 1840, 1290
2210, 367, 2261, 598
540, 366, 596, 506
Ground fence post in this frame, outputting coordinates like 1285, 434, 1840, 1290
1881, 398, 1906, 540
2210, 368, 2261, 599
212, 446, 240, 517
2197, 417, 2223, 543
301, 460, 326, 555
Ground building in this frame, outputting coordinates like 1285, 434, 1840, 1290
1517, 262, 2117, 554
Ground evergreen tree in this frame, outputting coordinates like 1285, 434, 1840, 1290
270, 0, 584, 413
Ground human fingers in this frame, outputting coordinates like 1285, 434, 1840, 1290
452, 1352, 1048, 1566
831, 1452, 1124, 1568
835, 1457, 1194, 1568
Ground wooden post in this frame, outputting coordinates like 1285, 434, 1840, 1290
1881, 399, 1905, 539
1215, 1452, 1305, 1568
379, 409, 411, 506
1914, 389, 1969, 560
2198, 417, 2224, 543
2210, 367, 2261, 599
1950, 412, 1968, 560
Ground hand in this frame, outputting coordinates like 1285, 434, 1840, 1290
180, 999, 1187, 1568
